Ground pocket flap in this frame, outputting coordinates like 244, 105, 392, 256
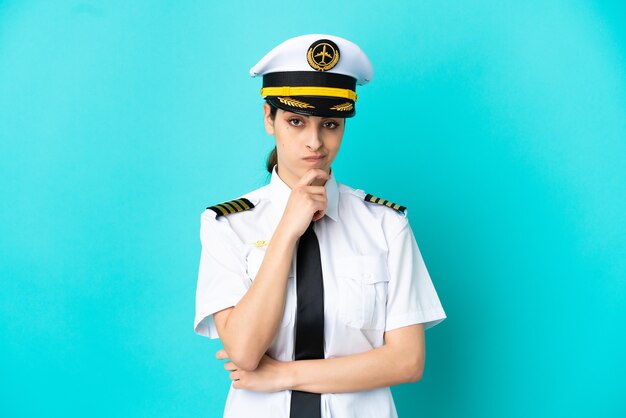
334, 253, 390, 284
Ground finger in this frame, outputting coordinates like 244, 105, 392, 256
229, 371, 240, 381
311, 200, 328, 213
312, 201, 327, 221
299, 185, 327, 195
308, 194, 327, 202
216, 349, 229, 360
296, 169, 330, 187
224, 361, 237, 371
312, 209, 326, 222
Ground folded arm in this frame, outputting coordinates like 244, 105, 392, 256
220, 323, 425, 393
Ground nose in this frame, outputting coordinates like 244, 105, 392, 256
305, 124, 323, 150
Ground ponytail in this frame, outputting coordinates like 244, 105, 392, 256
266, 146, 278, 173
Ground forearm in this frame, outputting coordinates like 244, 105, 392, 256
285, 344, 424, 394
219, 225, 297, 370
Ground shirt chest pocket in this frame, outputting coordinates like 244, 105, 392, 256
334, 253, 390, 330
246, 247, 294, 328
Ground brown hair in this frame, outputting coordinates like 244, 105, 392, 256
266, 102, 278, 173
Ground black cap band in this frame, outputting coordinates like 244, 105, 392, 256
263, 71, 356, 91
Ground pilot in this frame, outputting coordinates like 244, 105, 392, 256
194, 33, 447, 418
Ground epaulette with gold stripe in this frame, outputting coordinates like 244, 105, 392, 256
207, 198, 255, 217
364, 193, 407, 214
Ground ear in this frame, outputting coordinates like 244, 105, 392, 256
263, 102, 275, 135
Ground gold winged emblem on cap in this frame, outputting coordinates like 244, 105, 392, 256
307, 40, 340, 71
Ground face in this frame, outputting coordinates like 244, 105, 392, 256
263, 102, 345, 187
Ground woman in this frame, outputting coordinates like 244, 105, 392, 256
194, 34, 446, 418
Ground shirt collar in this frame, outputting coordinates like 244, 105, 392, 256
269, 164, 339, 223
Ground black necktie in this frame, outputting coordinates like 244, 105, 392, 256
290, 221, 324, 418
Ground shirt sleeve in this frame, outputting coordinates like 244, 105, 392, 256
385, 213, 447, 331
194, 209, 249, 339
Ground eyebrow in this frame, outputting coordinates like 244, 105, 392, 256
284, 112, 340, 122
285, 112, 309, 118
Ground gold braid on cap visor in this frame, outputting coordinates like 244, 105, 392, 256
260, 86, 357, 101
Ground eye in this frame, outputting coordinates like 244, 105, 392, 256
288, 118, 303, 127
323, 120, 339, 129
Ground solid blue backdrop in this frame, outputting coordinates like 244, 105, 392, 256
1, 1, 625, 417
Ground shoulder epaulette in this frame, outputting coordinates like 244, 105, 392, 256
364, 193, 407, 214
207, 197, 255, 217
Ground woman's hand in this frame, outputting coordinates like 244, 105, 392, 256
217, 348, 291, 392
277, 168, 329, 241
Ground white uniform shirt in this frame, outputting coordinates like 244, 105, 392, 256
194, 165, 447, 418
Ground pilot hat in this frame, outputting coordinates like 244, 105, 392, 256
250, 34, 373, 118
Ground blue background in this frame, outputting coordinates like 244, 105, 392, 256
1, 1, 625, 417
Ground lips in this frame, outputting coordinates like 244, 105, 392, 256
303, 155, 325, 161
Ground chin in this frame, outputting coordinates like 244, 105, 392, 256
304, 164, 329, 173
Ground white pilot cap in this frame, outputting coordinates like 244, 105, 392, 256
250, 34, 373, 85
250, 34, 373, 118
